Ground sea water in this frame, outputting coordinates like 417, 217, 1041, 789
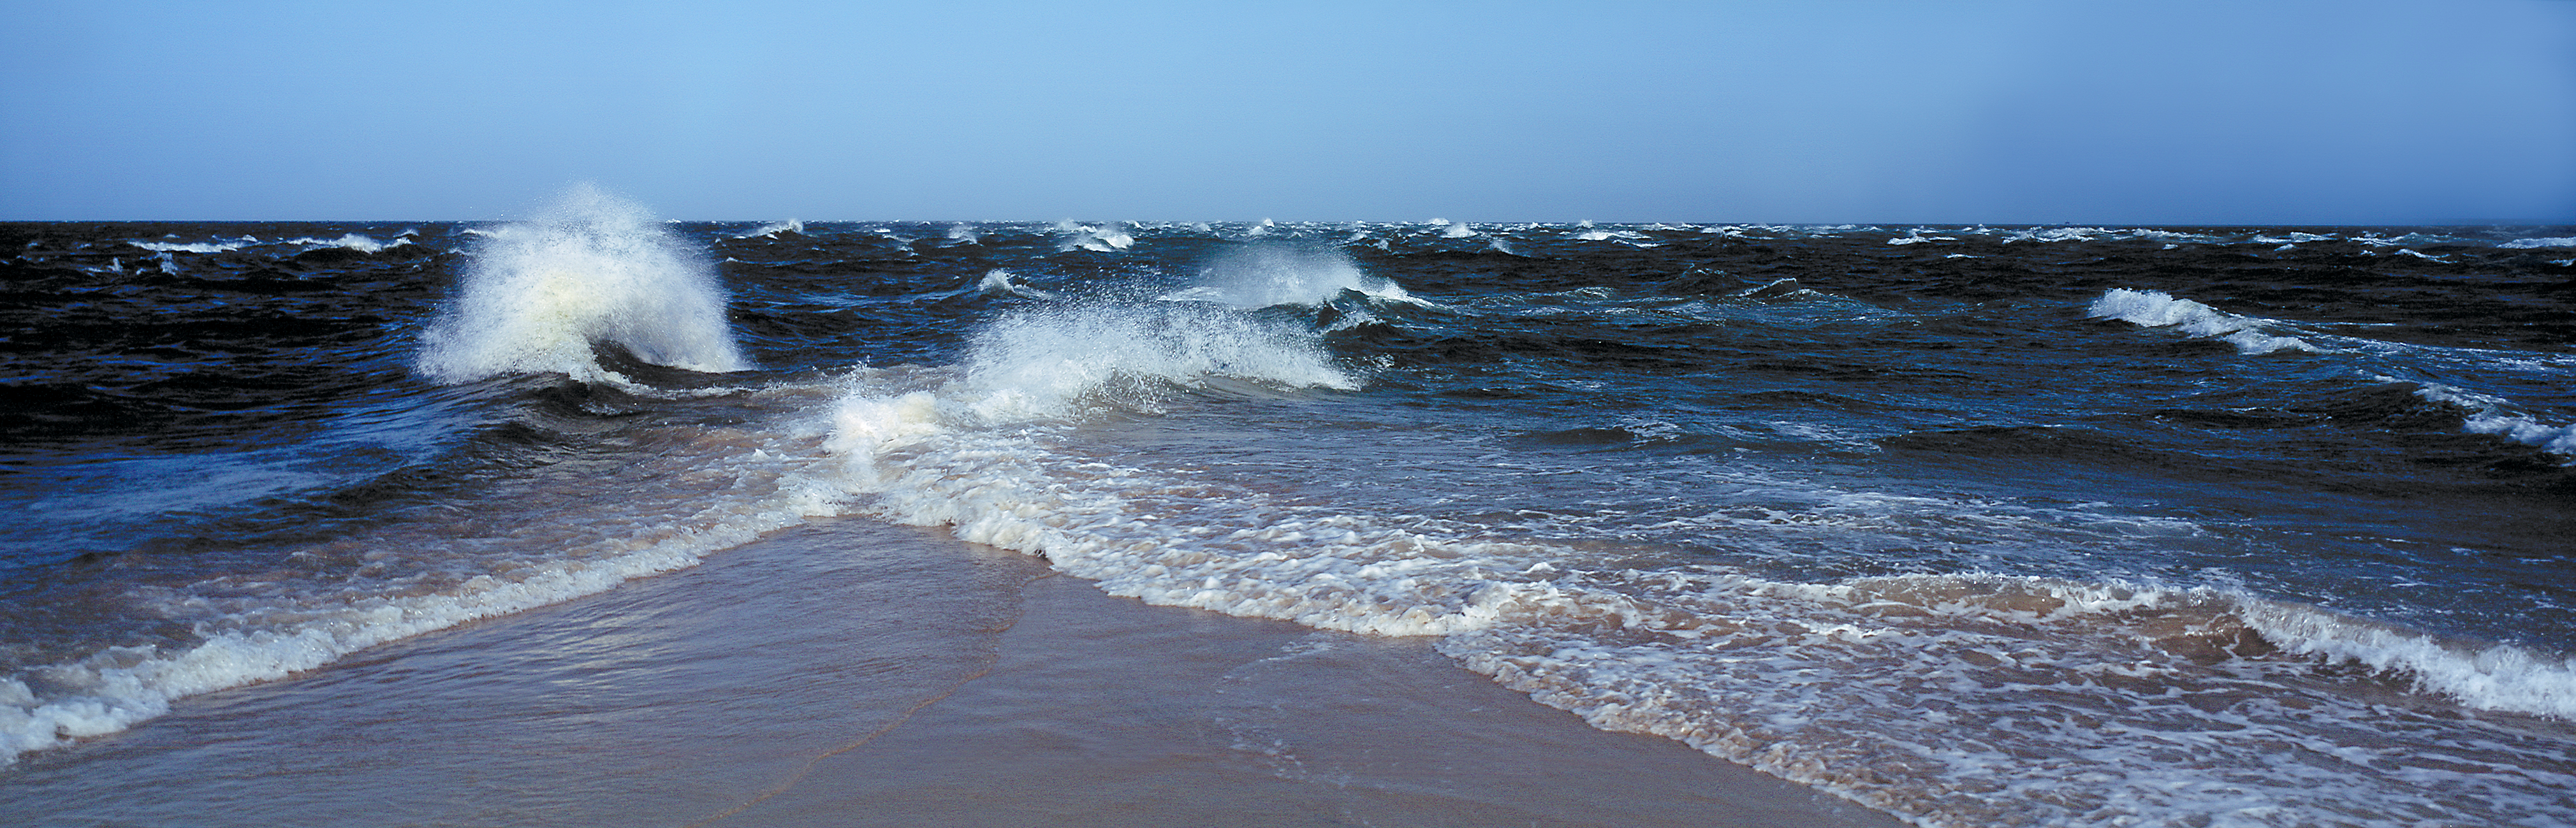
3, 196, 2572, 827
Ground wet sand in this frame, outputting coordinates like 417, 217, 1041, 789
1, 519, 1903, 827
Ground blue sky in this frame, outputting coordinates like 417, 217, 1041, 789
4, 1, 2571, 223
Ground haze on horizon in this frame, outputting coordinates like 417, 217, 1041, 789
4, 1, 2571, 226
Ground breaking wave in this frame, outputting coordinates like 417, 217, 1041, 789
416, 184, 749, 384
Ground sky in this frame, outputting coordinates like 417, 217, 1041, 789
3, 1, 2571, 224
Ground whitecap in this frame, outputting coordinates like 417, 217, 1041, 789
130, 237, 256, 254
1157, 245, 1421, 309
1055, 221, 1134, 252
976, 268, 1053, 299
284, 234, 406, 253
2087, 288, 2318, 354
2402, 378, 2576, 458
416, 183, 750, 384
733, 219, 804, 240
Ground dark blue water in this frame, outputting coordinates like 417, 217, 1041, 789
4, 198, 2572, 827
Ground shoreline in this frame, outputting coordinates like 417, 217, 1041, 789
3, 518, 1903, 827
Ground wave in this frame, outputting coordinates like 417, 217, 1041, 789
2402, 378, 2576, 458
1886, 230, 1956, 245
0, 511, 795, 762
129, 236, 258, 254
2352, 231, 2462, 247
415, 185, 749, 384
2253, 232, 2340, 244
1992, 226, 2223, 245
2500, 236, 2576, 249
732, 219, 805, 240
0, 385, 853, 764
1444, 569, 2576, 827
2087, 288, 2318, 354
1155, 245, 1423, 309
1055, 221, 1133, 252
283, 233, 409, 253
2093, 289, 2575, 461
976, 268, 1053, 299
955, 301, 1361, 421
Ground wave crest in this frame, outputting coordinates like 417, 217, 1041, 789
2088, 287, 2318, 354
416, 185, 748, 384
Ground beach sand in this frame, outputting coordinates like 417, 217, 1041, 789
1, 518, 1902, 828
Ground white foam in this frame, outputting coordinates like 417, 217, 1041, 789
0, 528, 775, 762
1817, 572, 2576, 718
415, 184, 750, 384
2087, 288, 2319, 354
965, 307, 1357, 416
1441, 569, 2576, 826
1999, 226, 2112, 243
826, 409, 1535, 637
820, 308, 1536, 639
2404, 379, 2576, 458
2499, 236, 2575, 249
2394, 248, 2450, 261
734, 219, 804, 239
130, 236, 256, 254
1, 403, 854, 764
1156, 245, 1424, 309
2357, 231, 2458, 247
1992, 227, 2220, 245
1055, 221, 1134, 252
2245, 604, 2576, 718
286, 234, 406, 252
1443, 221, 1477, 238
1570, 224, 1649, 243
976, 268, 1053, 299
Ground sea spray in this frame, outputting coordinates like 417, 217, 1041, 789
957, 301, 1361, 421
1157, 244, 1422, 309
418, 184, 748, 384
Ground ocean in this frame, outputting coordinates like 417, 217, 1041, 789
3, 190, 2572, 827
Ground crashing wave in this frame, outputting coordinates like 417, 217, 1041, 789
416, 184, 749, 384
